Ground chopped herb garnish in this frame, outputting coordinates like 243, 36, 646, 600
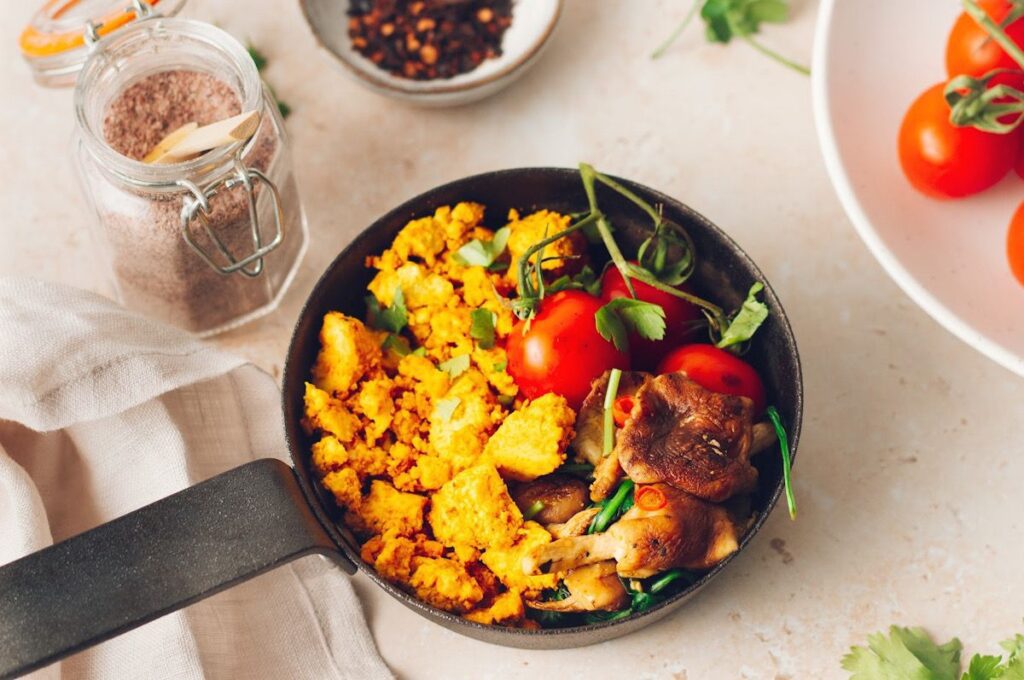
588, 479, 634, 534
595, 298, 667, 353
602, 368, 623, 456
438, 353, 470, 378
492, 360, 507, 373
434, 396, 460, 422
454, 227, 510, 268
523, 500, 545, 521
765, 405, 796, 520
366, 286, 408, 334
382, 333, 412, 356
716, 282, 769, 350
470, 308, 497, 349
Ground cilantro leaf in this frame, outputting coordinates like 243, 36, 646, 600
470, 309, 496, 349
382, 333, 412, 356
595, 298, 666, 352
438, 353, 470, 378
454, 227, 510, 268
366, 286, 407, 334
842, 626, 962, 680
434, 396, 460, 422
716, 282, 768, 350
492, 360, 507, 372
962, 655, 1005, 680
247, 44, 268, 71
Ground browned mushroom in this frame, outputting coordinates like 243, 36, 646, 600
511, 475, 589, 525
571, 370, 652, 502
525, 561, 628, 613
617, 373, 761, 503
523, 484, 739, 579
547, 507, 600, 539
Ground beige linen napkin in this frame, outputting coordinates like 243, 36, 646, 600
0, 277, 393, 680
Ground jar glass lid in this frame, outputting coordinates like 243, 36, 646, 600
20, 0, 186, 87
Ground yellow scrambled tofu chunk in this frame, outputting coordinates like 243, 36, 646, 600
483, 393, 575, 481
429, 370, 504, 474
464, 591, 525, 626
312, 313, 381, 395
303, 382, 360, 443
428, 463, 522, 549
357, 480, 427, 537
321, 467, 362, 510
505, 209, 586, 286
480, 521, 559, 595
409, 557, 484, 613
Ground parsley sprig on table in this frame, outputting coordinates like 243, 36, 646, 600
651, 0, 809, 75
843, 626, 1024, 679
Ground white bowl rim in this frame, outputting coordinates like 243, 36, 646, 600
299, 0, 563, 97
811, 0, 1024, 378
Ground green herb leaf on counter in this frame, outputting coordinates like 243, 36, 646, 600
595, 298, 667, 352
470, 309, 497, 349
651, 0, 809, 75
963, 655, 1005, 680
439, 353, 471, 378
716, 282, 769, 350
247, 42, 292, 118
455, 227, 510, 268
434, 396, 461, 422
841, 626, 962, 680
247, 45, 268, 71
366, 286, 407, 334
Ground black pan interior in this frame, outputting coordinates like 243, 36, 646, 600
281, 167, 803, 648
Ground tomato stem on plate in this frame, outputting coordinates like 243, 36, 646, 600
964, 0, 1024, 70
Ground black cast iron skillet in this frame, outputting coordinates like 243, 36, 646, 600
0, 168, 802, 678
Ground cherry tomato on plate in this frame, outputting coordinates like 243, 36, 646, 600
898, 82, 1017, 199
1007, 201, 1024, 286
600, 264, 703, 370
657, 344, 766, 414
506, 290, 629, 410
946, 0, 1024, 82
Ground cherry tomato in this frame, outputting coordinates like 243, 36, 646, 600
1007, 200, 1024, 286
600, 264, 703, 370
899, 82, 1016, 199
657, 344, 766, 413
1016, 130, 1024, 180
946, 0, 1024, 81
506, 290, 629, 410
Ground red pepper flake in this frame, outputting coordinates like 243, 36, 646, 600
347, 0, 513, 81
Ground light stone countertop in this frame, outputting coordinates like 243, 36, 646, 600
3, 1, 1024, 678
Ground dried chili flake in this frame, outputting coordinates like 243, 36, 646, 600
348, 0, 513, 81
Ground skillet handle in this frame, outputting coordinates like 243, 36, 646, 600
0, 458, 354, 679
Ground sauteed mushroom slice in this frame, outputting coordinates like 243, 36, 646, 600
526, 561, 628, 613
571, 370, 652, 501
512, 475, 589, 525
617, 373, 760, 503
547, 507, 600, 539
523, 484, 739, 579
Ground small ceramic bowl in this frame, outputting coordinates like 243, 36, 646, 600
299, 0, 562, 107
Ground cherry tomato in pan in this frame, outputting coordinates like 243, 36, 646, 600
898, 82, 1017, 199
946, 0, 1024, 82
657, 344, 766, 414
506, 290, 629, 410
600, 264, 703, 370
1007, 201, 1024, 287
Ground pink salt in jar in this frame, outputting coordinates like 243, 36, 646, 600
21, 1, 308, 335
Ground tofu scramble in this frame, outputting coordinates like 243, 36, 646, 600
303, 202, 588, 627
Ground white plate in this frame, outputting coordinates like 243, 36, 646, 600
813, 0, 1024, 376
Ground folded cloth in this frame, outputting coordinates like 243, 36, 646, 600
0, 278, 393, 680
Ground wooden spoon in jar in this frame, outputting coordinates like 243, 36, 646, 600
145, 110, 261, 164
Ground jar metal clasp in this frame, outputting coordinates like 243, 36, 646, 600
177, 156, 285, 278
83, 0, 157, 51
